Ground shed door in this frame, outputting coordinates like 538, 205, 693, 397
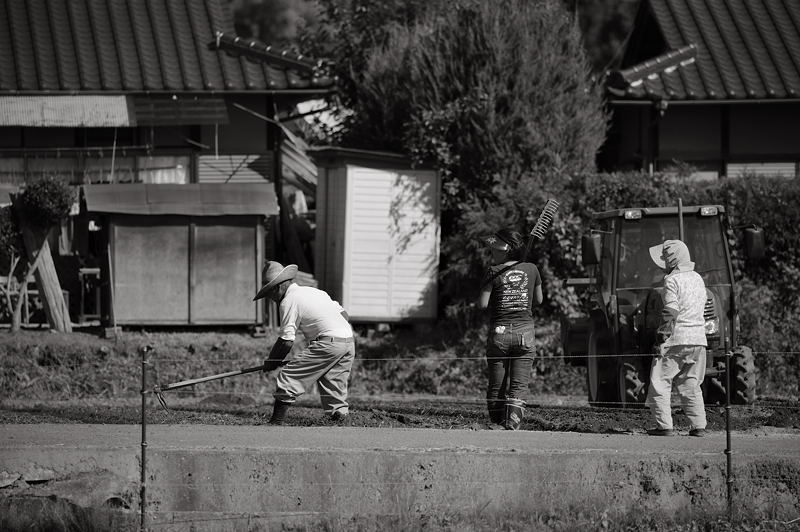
192, 218, 257, 323
112, 216, 189, 324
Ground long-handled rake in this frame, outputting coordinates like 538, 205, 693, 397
152, 362, 285, 409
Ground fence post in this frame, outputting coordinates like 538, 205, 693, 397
140, 345, 153, 532
724, 349, 733, 521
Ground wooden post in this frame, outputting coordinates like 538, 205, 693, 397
12, 195, 72, 332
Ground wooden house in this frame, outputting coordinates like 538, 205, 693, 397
0, 0, 334, 325
602, 0, 800, 179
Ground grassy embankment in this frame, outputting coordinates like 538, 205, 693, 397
0, 320, 581, 403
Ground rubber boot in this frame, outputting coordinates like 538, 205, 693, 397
269, 400, 292, 425
487, 400, 505, 425
504, 398, 526, 430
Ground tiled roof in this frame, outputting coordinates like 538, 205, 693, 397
612, 0, 800, 101
0, 0, 334, 94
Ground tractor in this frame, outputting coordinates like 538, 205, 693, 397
561, 203, 765, 407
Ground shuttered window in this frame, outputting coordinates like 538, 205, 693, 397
726, 162, 798, 178
197, 154, 273, 183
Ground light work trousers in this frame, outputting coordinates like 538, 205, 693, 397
275, 336, 355, 415
646, 345, 707, 430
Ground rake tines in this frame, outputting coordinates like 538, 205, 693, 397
530, 199, 560, 240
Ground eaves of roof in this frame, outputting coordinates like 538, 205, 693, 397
0, 0, 335, 96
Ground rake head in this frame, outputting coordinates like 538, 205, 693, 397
152, 385, 169, 410
530, 199, 560, 240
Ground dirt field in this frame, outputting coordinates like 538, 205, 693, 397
2, 394, 799, 434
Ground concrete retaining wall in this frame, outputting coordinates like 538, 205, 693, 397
1, 425, 798, 530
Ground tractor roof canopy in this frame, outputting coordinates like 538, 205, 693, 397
592, 205, 726, 220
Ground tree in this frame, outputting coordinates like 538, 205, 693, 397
0, 206, 24, 328
226, 0, 322, 50
4, 177, 74, 332
296, 0, 434, 143
320, 1, 607, 303
562, 0, 640, 73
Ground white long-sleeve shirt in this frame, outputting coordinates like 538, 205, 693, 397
662, 269, 707, 348
278, 283, 352, 342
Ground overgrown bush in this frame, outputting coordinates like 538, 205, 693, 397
0, 206, 22, 276
304, 0, 607, 304
17, 175, 74, 231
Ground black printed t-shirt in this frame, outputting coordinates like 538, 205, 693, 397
482, 262, 541, 325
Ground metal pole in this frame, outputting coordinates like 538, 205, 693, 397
725, 349, 733, 521
140, 345, 152, 532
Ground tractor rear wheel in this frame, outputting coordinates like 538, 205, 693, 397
704, 346, 756, 405
587, 332, 618, 407
618, 360, 648, 408
732, 346, 757, 404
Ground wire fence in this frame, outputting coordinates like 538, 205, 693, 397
131, 345, 800, 531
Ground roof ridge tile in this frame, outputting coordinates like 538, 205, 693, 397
613, 0, 800, 101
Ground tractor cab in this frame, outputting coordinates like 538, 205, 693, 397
563, 204, 764, 407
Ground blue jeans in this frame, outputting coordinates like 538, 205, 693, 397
485, 322, 535, 419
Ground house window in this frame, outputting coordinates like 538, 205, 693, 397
0, 158, 25, 185
726, 162, 798, 178
137, 156, 189, 184
83, 155, 189, 184
83, 156, 136, 184
27, 157, 80, 184
0, 156, 79, 185
0, 153, 190, 185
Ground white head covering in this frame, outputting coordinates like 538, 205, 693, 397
649, 239, 694, 271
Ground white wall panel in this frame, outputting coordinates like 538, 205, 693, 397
315, 154, 439, 322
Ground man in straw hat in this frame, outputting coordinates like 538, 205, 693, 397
645, 239, 708, 437
255, 261, 355, 425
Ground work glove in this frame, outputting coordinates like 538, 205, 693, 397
262, 359, 284, 373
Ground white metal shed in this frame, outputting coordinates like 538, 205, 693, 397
310, 147, 440, 322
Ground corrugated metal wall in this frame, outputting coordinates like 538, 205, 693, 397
197, 153, 273, 183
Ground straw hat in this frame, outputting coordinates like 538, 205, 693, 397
253, 261, 298, 301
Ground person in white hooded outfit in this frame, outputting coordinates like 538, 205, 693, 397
646, 239, 708, 437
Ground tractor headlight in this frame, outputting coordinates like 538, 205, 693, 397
704, 318, 719, 335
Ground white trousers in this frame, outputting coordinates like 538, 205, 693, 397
275, 337, 355, 415
646, 345, 707, 430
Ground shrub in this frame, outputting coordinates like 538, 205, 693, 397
0, 206, 22, 269
17, 176, 74, 231
307, 0, 607, 305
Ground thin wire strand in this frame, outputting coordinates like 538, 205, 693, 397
146, 350, 800, 364
144, 389, 800, 409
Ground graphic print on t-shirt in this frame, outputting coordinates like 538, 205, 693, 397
498, 269, 530, 311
